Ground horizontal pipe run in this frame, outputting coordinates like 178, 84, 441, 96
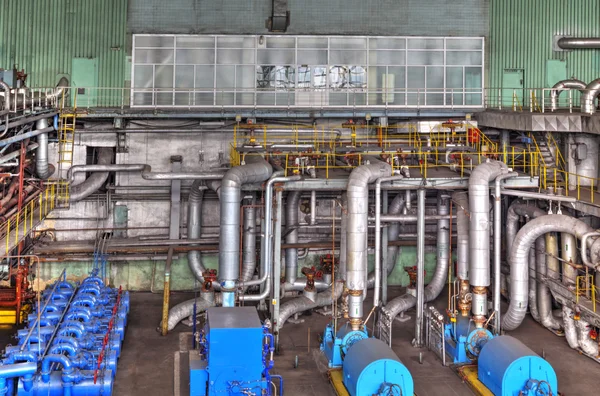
0, 126, 54, 147
500, 189, 577, 202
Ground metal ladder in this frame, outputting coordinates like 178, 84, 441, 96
56, 100, 77, 208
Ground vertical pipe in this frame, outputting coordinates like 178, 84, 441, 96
285, 191, 301, 284
494, 172, 517, 334
374, 175, 405, 309
272, 190, 283, 326
382, 190, 389, 304
562, 233, 578, 285
161, 247, 174, 336
241, 195, 257, 283
339, 193, 347, 281
415, 189, 426, 347
310, 190, 317, 225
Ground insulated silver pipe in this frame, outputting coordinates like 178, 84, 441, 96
35, 118, 54, 179
499, 189, 577, 202
67, 163, 225, 182
536, 236, 562, 330
577, 318, 600, 356
309, 190, 317, 225
550, 78, 586, 111
414, 189, 426, 347
219, 156, 273, 306
278, 281, 344, 330
346, 156, 391, 329
563, 306, 579, 349
366, 192, 407, 288
558, 37, 600, 49
453, 192, 469, 280
504, 214, 598, 330
164, 291, 222, 331
70, 148, 113, 202
506, 202, 545, 257
241, 194, 257, 284
339, 193, 348, 281
494, 172, 517, 333
469, 160, 508, 288
285, 191, 302, 284
431, 192, 450, 300
0, 81, 11, 112
562, 233, 579, 285
528, 244, 541, 323
581, 78, 600, 114
374, 175, 404, 308
243, 173, 300, 291
186, 180, 215, 287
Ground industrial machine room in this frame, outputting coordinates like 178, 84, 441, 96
1, 0, 600, 395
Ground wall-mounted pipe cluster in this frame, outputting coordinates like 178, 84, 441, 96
0, 273, 129, 396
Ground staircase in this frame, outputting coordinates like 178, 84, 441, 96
531, 132, 565, 188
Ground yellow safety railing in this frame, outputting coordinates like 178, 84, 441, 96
538, 167, 600, 203
266, 148, 545, 179
576, 274, 597, 313
0, 185, 57, 257
545, 132, 567, 172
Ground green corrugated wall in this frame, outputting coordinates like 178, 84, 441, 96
489, 0, 600, 89
0, 0, 128, 88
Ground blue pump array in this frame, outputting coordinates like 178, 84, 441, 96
0, 273, 129, 396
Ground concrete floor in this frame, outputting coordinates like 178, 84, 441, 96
106, 287, 600, 396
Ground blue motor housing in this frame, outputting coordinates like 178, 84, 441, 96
320, 322, 368, 368
342, 338, 413, 396
190, 307, 273, 396
478, 336, 558, 396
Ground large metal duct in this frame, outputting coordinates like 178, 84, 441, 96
581, 78, 600, 114
35, 118, 54, 179
0, 81, 11, 113
558, 37, 600, 49
550, 78, 586, 111
278, 281, 344, 330
218, 156, 273, 306
469, 160, 508, 288
469, 160, 508, 325
69, 148, 113, 202
503, 214, 599, 331
382, 193, 450, 320
285, 191, 302, 284
572, 134, 599, 186
346, 157, 391, 329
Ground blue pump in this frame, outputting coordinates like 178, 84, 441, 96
0, 273, 128, 396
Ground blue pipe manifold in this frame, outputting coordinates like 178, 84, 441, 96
478, 336, 558, 396
0, 274, 129, 396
